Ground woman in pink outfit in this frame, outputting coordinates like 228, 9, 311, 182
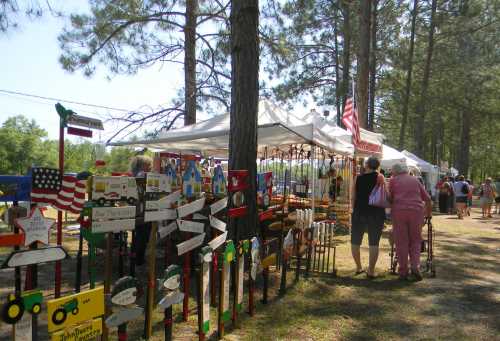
389, 163, 432, 281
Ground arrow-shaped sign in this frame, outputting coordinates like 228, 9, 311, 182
210, 197, 228, 215
2, 246, 70, 268
144, 209, 177, 223
177, 233, 205, 256
208, 231, 228, 251
177, 219, 205, 234
157, 221, 178, 240
157, 291, 184, 310
209, 215, 226, 232
92, 219, 135, 234
105, 306, 143, 328
177, 197, 206, 218
145, 190, 181, 210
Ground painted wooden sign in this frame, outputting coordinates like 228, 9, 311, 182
67, 113, 104, 130
182, 160, 202, 198
14, 313, 32, 341
91, 176, 138, 206
209, 215, 226, 232
200, 246, 212, 334
15, 207, 55, 246
111, 276, 139, 306
105, 306, 143, 328
157, 220, 178, 240
250, 237, 260, 280
2, 291, 43, 324
211, 165, 226, 198
176, 233, 206, 256
162, 265, 182, 290
177, 219, 205, 234
210, 197, 227, 215
2, 246, 70, 269
221, 241, 235, 322
228, 170, 249, 217
47, 286, 104, 333
208, 231, 228, 251
91, 206, 136, 220
157, 291, 184, 310
91, 218, 135, 233
236, 241, 249, 312
0, 233, 24, 247
51, 318, 103, 341
67, 126, 92, 138
144, 209, 177, 223
177, 197, 206, 218
146, 173, 171, 193
145, 190, 181, 210
261, 238, 279, 268
193, 213, 208, 220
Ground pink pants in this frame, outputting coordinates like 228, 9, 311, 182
392, 209, 424, 276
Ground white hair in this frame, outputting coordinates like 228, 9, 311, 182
392, 162, 409, 175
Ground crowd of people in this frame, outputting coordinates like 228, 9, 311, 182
436, 175, 499, 219
350, 157, 500, 282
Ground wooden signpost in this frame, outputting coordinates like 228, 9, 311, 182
261, 238, 279, 305
198, 246, 212, 341
15, 207, 55, 246
218, 240, 236, 339
233, 240, 249, 325
157, 265, 184, 341
2, 246, 70, 269
249, 237, 260, 316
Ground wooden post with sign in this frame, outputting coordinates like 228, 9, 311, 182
143, 222, 158, 340
198, 246, 212, 341
217, 240, 235, 339
232, 240, 249, 326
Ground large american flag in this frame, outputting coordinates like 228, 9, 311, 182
341, 97, 360, 146
31, 167, 86, 214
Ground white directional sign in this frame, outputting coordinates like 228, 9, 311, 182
157, 221, 178, 240
92, 218, 135, 233
105, 306, 143, 328
177, 233, 206, 256
177, 219, 205, 234
209, 215, 226, 232
145, 191, 181, 210
67, 113, 104, 130
92, 206, 136, 220
144, 209, 177, 223
177, 197, 206, 218
16, 207, 54, 246
2, 246, 69, 268
157, 291, 184, 310
208, 231, 228, 251
210, 197, 228, 215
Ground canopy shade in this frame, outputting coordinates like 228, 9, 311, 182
380, 145, 420, 172
401, 150, 438, 173
109, 100, 355, 157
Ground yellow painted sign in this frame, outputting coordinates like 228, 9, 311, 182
47, 287, 104, 333
51, 318, 102, 341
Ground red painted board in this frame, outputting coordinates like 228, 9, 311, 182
67, 126, 93, 138
0, 233, 24, 247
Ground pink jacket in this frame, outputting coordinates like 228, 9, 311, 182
389, 173, 431, 212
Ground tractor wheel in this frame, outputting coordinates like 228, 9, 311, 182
31, 303, 42, 315
97, 197, 106, 207
52, 308, 67, 325
127, 197, 137, 205
1, 297, 24, 324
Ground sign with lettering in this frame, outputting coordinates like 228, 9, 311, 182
209, 215, 226, 232
210, 197, 227, 215
200, 246, 212, 334
157, 221, 178, 240
144, 209, 177, 222
91, 218, 135, 233
67, 114, 104, 130
14, 313, 32, 341
208, 231, 227, 251
2, 246, 70, 268
177, 233, 206, 255
91, 206, 136, 220
177, 219, 205, 234
157, 291, 184, 310
47, 287, 104, 333
105, 307, 143, 328
177, 197, 206, 218
111, 277, 139, 306
15, 207, 54, 246
145, 190, 181, 210
50, 318, 103, 341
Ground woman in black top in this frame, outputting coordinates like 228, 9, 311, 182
351, 156, 385, 278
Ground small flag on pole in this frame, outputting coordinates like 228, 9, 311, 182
341, 97, 361, 146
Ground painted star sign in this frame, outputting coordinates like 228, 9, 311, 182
15, 207, 55, 246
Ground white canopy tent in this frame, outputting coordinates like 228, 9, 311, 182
380, 145, 420, 173
402, 150, 440, 195
110, 100, 355, 157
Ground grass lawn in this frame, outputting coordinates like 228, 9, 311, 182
0, 208, 499, 340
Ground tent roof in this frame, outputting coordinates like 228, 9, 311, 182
401, 150, 438, 173
110, 100, 355, 156
380, 145, 420, 171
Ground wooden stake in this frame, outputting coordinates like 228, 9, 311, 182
144, 222, 158, 340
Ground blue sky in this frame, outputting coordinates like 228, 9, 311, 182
0, 2, 184, 142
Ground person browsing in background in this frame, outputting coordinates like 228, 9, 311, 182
466, 179, 474, 216
479, 178, 496, 218
129, 155, 153, 266
437, 176, 450, 214
494, 177, 500, 214
389, 162, 432, 281
350, 157, 386, 279
453, 175, 469, 219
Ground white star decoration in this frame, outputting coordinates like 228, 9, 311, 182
16, 207, 55, 246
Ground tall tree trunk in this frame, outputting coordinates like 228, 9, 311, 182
356, 0, 371, 129
184, 0, 198, 125
414, 0, 437, 156
398, 0, 419, 149
368, 0, 378, 131
229, 0, 259, 240
334, 11, 341, 125
339, 1, 351, 127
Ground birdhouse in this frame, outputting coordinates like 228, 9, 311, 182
182, 161, 202, 199
164, 163, 178, 191
211, 165, 227, 198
